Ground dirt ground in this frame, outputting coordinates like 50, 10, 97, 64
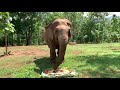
0, 46, 84, 59
72, 50, 83, 55
0, 46, 49, 59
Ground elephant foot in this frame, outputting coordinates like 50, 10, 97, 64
53, 62, 60, 71
53, 69, 58, 73
53, 67, 60, 73
53, 60, 64, 70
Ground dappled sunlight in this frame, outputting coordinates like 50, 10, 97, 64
73, 54, 120, 78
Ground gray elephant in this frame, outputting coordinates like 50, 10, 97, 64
44, 18, 72, 71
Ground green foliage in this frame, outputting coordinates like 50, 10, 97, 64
0, 12, 15, 33
1, 12, 120, 46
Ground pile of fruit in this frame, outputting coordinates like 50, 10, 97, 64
40, 68, 78, 78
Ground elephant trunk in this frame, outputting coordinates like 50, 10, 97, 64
53, 35, 68, 70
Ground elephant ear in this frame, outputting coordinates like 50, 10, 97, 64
45, 23, 54, 40
66, 19, 72, 38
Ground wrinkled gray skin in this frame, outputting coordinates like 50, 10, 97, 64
44, 18, 72, 71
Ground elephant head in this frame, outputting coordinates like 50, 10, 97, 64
44, 19, 72, 71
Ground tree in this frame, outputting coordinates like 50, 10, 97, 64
81, 12, 109, 43
1, 12, 120, 46
11, 12, 41, 45
110, 14, 120, 42
0, 12, 15, 55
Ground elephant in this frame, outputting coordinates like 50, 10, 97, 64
44, 18, 72, 71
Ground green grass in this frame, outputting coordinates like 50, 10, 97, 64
0, 43, 120, 78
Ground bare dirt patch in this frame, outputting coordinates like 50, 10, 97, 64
0, 46, 49, 69
106, 46, 120, 51
72, 50, 83, 55
0, 46, 49, 59
0, 61, 26, 69
13, 49, 49, 56
111, 48, 120, 50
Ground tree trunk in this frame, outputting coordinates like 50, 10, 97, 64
17, 33, 20, 46
26, 31, 33, 45
4, 30, 8, 55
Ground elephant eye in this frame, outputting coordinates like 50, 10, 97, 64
67, 23, 70, 26
67, 22, 71, 27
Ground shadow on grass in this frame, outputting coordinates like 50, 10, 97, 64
33, 54, 120, 77
74, 54, 120, 78
34, 57, 53, 74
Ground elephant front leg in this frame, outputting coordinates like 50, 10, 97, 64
53, 56, 64, 71
50, 48, 56, 64
53, 45, 67, 71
